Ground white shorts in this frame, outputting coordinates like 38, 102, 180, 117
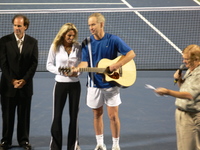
86, 86, 121, 109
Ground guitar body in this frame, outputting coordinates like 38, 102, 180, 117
97, 56, 136, 87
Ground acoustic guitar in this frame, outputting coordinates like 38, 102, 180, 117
59, 56, 137, 87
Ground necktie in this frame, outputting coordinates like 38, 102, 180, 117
18, 40, 23, 53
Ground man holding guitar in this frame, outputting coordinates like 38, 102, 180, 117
73, 13, 136, 150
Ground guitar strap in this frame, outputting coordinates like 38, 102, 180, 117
87, 37, 95, 87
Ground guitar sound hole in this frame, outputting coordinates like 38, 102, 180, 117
108, 72, 119, 79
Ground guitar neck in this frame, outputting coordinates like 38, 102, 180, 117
79, 67, 106, 73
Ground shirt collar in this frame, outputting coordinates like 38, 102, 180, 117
14, 33, 25, 42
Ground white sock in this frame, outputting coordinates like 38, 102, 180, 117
112, 137, 119, 147
96, 134, 104, 146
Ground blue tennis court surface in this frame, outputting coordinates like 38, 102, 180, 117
0, 71, 179, 150
0, 0, 198, 10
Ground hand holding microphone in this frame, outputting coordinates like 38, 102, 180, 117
174, 64, 185, 85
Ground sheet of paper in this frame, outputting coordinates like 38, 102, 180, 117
145, 84, 156, 90
145, 84, 168, 97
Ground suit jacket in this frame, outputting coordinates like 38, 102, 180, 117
0, 33, 38, 97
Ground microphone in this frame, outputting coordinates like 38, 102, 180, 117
174, 64, 185, 84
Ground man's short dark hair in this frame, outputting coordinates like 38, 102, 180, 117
12, 14, 30, 30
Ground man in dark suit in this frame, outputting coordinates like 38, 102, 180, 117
0, 14, 38, 150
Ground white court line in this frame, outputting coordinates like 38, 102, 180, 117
121, 0, 183, 54
0, 3, 123, 5
193, 0, 200, 5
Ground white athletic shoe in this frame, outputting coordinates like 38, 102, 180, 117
94, 144, 107, 150
112, 145, 120, 150
76, 145, 81, 150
